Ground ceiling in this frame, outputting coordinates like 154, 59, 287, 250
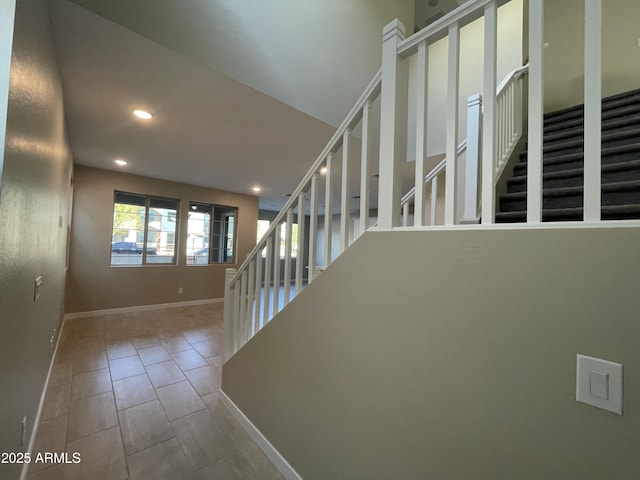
52, 0, 413, 211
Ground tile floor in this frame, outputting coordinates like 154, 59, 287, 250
28, 303, 284, 480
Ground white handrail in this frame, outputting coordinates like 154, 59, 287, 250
494, 63, 528, 182
496, 63, 529, 95
397, 0, 511, 58
229, 68, 382, 285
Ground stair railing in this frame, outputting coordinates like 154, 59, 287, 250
224, 69, 382, 359
461, 64, 528, 223
401, 61, 527, 227
379, 0, 606, 227
224, 0, 610, 360
495, 64, 528, 180
400, 141, 466, 227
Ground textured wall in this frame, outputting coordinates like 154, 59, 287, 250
66, 165, 258, 313
543, 0, 640, 112
223, 226, 640, 479
0, 0, 73, 477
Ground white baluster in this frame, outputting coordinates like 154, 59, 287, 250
414, 40, 428, 227
262, 237, 272, 327
324, 154, 333, 267
233, 279, 240, 353
295, 192, 306, 294
239, 270, 247, 345
510, 83, 515, 143
430, 175, 439, 225
402, 203, 409, 227
283, 209, 293, 306
359, 101, 372, 236
481, 2, 497, 225
223, 268, 237, 361
500, 92, 506, 165
584, 0, 602, 221
253, 253, 262, 334
515, 76, 523, 139
247, 261, 255, 337
378, 19, 408, 229
462, 94, 482, 224
340, 129, 351, 251
308, 174, 319, 282
527, 0, 544, 223
497, 95, 503, 168
503, 84, 508, 154
273, 225, 281, 316
444, 22, 460, 226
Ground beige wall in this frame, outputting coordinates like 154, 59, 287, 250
0, 0, 73, 477
543, 0, 640, 112
223, 225, 640, 479
66, 165, 258, 313
406, 0, 524, 160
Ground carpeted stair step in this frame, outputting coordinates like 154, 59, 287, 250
497, 87, 640, 223
500, 180, 640, 212
543, 88, 640, 127
518, 126, 640, 160
543, 113, 640, 143
495, 204, 640, 223
507, 160, 640, 193
514, 143, 640, 176
544, 103, 640, 135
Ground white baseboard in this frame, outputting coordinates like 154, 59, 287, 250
64, 298, 224, 320
20, 314, 67, 480
220, 390, 302, 480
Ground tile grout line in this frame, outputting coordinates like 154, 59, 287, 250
30, 304, 274, 480
111, 358, 132, 480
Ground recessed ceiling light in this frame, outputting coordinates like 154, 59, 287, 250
252, 186, 261, 193
133, 109, 153, 120
281, 193, 292, 197
320, 167, 328, 174
114, 159, 128, 166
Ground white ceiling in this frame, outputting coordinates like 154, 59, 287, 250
52, 0, 413, 211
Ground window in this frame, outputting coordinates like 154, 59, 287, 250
110, 191, 179, 266
256, 219, 298, 258
187, 202, 237, 265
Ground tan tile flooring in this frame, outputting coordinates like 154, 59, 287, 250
28, 303, 284, 480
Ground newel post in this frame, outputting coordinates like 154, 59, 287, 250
461, 94, 483, 224
378, 19, 408, 229
223, 268, 237, 362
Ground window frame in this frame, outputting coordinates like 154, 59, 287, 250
186, 201, 238, 266
110, 191, 180, 267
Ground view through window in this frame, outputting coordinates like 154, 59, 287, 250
256, 220, 298, 258
111, 191, 178, 266
187, 202, 237, 265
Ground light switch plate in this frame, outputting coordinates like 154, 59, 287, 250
576, 354, 623, 415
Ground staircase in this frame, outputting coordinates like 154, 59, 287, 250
225, 0, 637, 360
497, 88, 640, 222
